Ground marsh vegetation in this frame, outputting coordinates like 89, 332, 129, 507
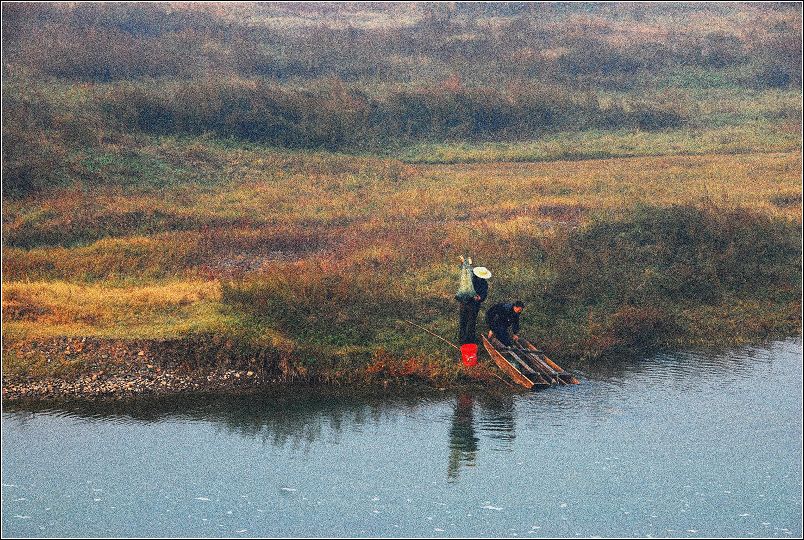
2, 3, 801, 388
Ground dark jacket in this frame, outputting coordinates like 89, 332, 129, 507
485, 302, 520, 334
472, 275, 488, 303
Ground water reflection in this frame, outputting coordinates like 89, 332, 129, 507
446, 392, 518, 481
477, 393, 516, 447
6, 387, 523, 483
4, 390, 440, 452
4, 339, 799, 480
447, 394, 478, 481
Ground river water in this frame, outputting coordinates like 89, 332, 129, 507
2, 339, 802, 538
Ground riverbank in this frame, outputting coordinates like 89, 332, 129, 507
3, 320, 800, 401
1, 335, 508, 401
3, 140, 800, 403
4, 201, 801, 401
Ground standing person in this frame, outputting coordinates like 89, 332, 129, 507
456, 256, 491, 345
486, 300, 525, 347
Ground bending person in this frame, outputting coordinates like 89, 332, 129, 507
485, 300, 525, 347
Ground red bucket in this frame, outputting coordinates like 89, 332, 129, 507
460, 343, 478, 367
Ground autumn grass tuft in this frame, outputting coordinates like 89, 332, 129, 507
2, 280, 230, 340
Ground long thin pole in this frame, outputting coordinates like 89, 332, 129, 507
490, 372, 516, 389
398, 319, 460, 350
399, 319, 515, 389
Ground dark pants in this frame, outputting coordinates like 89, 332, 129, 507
458, 301, 480, 345
490, 324, 513, 347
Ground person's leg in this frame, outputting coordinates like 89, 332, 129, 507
467, 302, 479, 344
458, 302, 471, 345
491, 324, 512, 347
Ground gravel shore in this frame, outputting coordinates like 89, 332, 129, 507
2, 336, 498, 401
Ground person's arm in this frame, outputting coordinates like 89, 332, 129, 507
474, 277, 488, 302
485, 306, 496, 338
511, 314, 520, 335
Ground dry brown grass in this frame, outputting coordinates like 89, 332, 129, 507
3, 142, 801, 356
2, 280, 228, 340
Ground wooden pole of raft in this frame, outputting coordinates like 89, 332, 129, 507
520, 339, 580, 385
506, 348, 540, 375
516, 342, 563, 385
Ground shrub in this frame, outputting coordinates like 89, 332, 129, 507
583, 304, 678, 356
541, 205, 801, 356
749, 20, 802, 89
546, 205, 801, 308
2, 88, 69, 196
97, 80, 687, 149
220, 262, 406, 348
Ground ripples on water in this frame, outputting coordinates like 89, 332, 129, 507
3, 339, 802, 538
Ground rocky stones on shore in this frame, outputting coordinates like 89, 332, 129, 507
1, 366, 269, 401
2, 336, 500, 401
1, 335, 294, 401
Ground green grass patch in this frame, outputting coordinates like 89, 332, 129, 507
395, 122, 801, 164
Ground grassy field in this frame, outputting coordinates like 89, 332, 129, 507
3, 135, 801, 381
2, 3, 801, 387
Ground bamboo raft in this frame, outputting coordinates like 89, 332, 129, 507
482, 335, 580, 389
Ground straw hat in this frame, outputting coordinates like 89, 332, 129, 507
473, 267, 492, 279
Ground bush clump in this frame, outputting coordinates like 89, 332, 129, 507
220, 262, 407, 349
99, 80, 681, 148
543, 205, 801, 356
548, 205, 800, 305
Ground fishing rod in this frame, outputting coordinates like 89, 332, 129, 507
397, 319, 516, 390
398, 319, 461, 350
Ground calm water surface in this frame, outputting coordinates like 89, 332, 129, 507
2, 339, 802, 538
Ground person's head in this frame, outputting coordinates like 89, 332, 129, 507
512, 300, 525, 314
472, 267, 492, 280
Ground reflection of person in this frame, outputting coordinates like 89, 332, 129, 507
457, 256, 491, 345
447, 393, 479, 481
486, 300, 525, 347
478, 394, 516, 448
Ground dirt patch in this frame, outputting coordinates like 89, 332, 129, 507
538, 203, 589, 222
2, 335, 297, 401
198, 248, 329, 277
770, 193, 802, 209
